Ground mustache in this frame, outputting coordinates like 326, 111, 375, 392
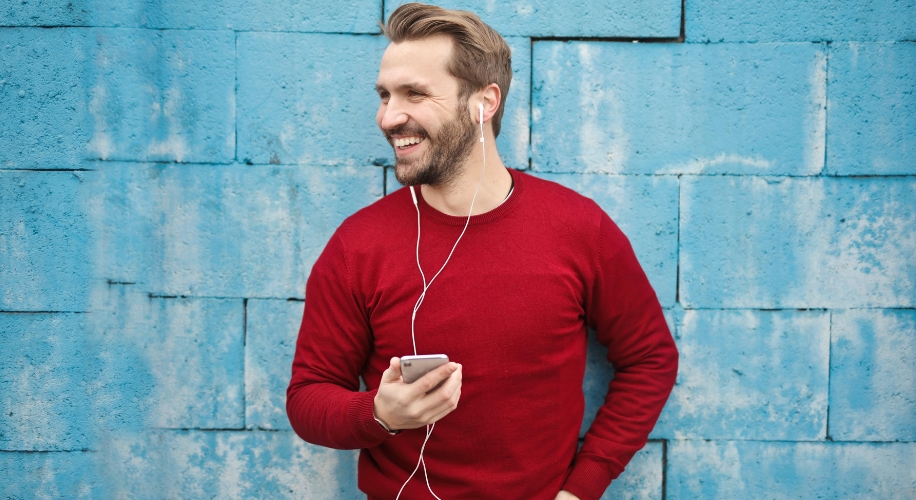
384, 124, 429, 142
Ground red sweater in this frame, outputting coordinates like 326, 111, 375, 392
287, 168, 678, 500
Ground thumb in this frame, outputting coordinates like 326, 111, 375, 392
380, 357, 402, 384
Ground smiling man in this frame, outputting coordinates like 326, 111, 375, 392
286, 3, 678, 500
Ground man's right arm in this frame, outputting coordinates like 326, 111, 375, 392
286, 233, 394, 450
286, 233, 464, 449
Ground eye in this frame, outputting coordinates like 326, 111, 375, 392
378, 91, 390, 103
408, 90, 425, 99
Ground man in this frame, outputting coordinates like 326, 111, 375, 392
286, 4, 678, 499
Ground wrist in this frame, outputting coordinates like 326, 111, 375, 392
373, 414, 400, 435
372, 399, 399, 435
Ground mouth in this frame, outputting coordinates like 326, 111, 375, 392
392, 135, 425, 155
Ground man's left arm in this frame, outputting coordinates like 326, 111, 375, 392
562, 212, 678, 500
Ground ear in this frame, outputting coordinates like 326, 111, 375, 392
477, 83, 502, 124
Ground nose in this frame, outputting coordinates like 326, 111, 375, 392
378, 97, 409, 132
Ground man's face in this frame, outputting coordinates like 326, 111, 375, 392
375, 35, 478, 187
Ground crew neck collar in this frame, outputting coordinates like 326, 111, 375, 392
413, 168, 523, 227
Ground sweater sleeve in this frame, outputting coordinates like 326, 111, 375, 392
286, 233, 393, 449
562, 212, 679, 500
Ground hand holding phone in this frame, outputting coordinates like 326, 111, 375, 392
373, 355, 462, 431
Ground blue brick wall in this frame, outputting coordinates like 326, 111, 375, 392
2, 0, 914, 498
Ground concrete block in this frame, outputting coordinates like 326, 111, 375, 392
532, 42, 826, 175
0, 451, 100, 498
653, 310, 829, 440
830, 309, 916, 441
1, 0, 382, 33
87, 162, 382, 298
686, 0, 916, 42
679, 176, 916, 309
245, 299, 303, 430
0, 28, 91, 169
582, 311, 676, 437
96, 430, 359, 499
0, 313, 93, 450
827, 42, 916, 175
601, 442, 662, 500
667, 441, 916, 499
87, 289, 245, 429
383, 0, 680, 38
0, 171, 92, 311
237, 33, 390, 167
537, 173, 678, 307
84, 29, 235, 163
496, 36, 530, 171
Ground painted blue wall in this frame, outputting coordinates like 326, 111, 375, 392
2, 0, 914, 498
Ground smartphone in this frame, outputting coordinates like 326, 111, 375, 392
400, 354, 449, 384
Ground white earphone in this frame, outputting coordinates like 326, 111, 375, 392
398, 102, 487, 500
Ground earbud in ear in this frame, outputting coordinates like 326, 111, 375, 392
478, 102, 484, 124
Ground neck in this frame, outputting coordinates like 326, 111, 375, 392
420, 142, 511, 217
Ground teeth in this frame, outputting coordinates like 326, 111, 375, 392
394, 136, 423, 148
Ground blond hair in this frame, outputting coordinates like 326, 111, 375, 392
383, 3, 513, 137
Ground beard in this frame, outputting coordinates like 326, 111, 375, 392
386, 99, 478, 188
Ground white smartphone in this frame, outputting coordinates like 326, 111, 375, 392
400, 354, 449, 384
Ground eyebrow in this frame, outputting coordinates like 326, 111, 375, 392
375, 81, 433, 94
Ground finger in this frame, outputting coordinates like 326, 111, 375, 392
424, 386, 461, 424
409, 361, 459, 397
380, 357, 402, 384
419, 367, 462, 415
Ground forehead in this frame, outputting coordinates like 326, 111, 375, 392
377, 35, 457, 91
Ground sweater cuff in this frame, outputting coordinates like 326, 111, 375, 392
561, 456, 619, 500
347, 389, 396, 447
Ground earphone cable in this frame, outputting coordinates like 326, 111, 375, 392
398, 104, 487, 500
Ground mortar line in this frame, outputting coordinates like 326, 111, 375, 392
0, 310, 88, 314
820, 41, 830, 176
675, 175, 681, 306
243, 298, 248, 430
660, 438, 916, 444
528, 37, 534, 171
679, 0, 686, 42
826, 309, 833, 440
532, 36, 682, 43
661, 439, 669, 500
0, 449, 94, 454
0, 168, 96, 172
0, 26, 384, 35
234, 30, 240, 164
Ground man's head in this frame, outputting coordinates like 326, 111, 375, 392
376, 3, 512, 187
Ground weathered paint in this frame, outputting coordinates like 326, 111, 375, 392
84, 162, 382, 298
679, 176, 916, 308
0, 0, 382, 33
830, 309, 916, 442
827, 42, 916, 175
1, 171, 93, 311
652, 310, 829, 440
384, 0, 681, 38
532, 42, 829, 175
686, 0, 916, 42
0, 313, 94, 451
667, 441, 916, 498
236, 33, 391, 167
245, 299, 302, 431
